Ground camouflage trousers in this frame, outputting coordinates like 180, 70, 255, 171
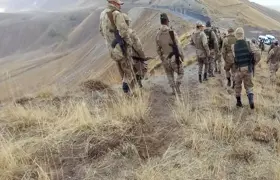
224, 54, 236, 79
234, 67, 254, 97
198, 57, 209, 75
215, 53, 222, 72
116, 58, 137, 88
162, 60, 184, 88
269, 63, 279, 83
208, 50, 215, 75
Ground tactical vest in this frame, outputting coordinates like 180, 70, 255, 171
271, 46, 280, 64
234, 40, 252, 68
225, 34, 237, 54
204, 29, 214, 49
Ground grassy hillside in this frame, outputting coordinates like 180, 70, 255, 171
1, 52, 280, 179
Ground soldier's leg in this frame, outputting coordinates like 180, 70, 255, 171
208, 52, 215, 77
244, 71, 254, 109
163, 63, 176, 93
216, 54, 222, 74
204, 58, 209, 81
231, 64, 236, 89
270, 64, 277, 83
175, 64, 184, 94
198, 58, 203, 83
234, 69, 243, 107
224, 62, 231, 86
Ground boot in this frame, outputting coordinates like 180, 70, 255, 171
236, 96, 243, 107
203, 73, 208, 81
136, 75, 143, 88
122, 82, 130, 93
232, 81, 235, 89
199, 74, 202, 83
227, 77, 231, 87
217, 70, 221, 74
248, 93, 255, 109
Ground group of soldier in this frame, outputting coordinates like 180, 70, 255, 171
100, 0, 280, 110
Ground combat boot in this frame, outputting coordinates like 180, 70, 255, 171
199, 74, 202, 83
209, 73, 215, 78
136, 75, 143, 88
122, 82, 130, 93
232, 81, 235, 89
227, 77, 231, 87
248, 93, 255, 109
203, 73, 208, 81
236, 96, 243, 107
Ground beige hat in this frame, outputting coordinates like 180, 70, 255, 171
235, 27, 245, 40
196, 21, 205, 27
108, 0, 124, 5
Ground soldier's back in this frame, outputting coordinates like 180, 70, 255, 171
156, 26, 173, 57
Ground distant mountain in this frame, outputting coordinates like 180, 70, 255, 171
268, 6, 280, 12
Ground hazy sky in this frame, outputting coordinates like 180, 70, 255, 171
250, 0, 280, 6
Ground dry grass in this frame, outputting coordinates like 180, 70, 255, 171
2, 53, 280, 179
0, 89, 150, 180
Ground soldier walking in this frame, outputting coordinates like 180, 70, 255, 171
232, 27, 261, 109
156, 13, 184, 95
123, 13, 148, 88
267, 41, 280, 83
192, 22, 210, 83
222, 28, 237, 88
204, 21, 219, 77
99, 0, 136, 94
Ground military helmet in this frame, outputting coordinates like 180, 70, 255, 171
160, 13, 169, 21
228, 27, 234, 33
196, 21, 205, 27
206, 20, 211, 27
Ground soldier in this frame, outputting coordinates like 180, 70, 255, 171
99, 0, 136, 94
222, 28, 237, 88
267, 42, 280, 83
122, 13, 148, 88
192, 21, 210, 83
232, 27, 261, 109
204, 21, 219, 77
268, 40, 278, 53
156, 13, 184, 95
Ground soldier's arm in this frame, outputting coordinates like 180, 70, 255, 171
114, 11, 132, 46
231, 44, 235, 58
211, 31, 219, 53
174, 31, 184, 60
249, 41, 261, 65
201, 32, 210, 57
156, 32, 164, 60
267, 49, 274, 63
131, 30, 145, 58
221, 38, 227, 60
99, 13, 104, 37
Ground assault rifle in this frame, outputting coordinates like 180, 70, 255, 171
168, 30, 183, 72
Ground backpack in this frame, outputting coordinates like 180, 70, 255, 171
204, 29, 214, 49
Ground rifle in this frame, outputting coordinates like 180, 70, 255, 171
132, 56, 154, 61
107, 11, 127, 78
247, 41, 255, 77
168, 30, 182, 72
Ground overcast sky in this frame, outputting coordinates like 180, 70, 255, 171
250, 0, 280, 6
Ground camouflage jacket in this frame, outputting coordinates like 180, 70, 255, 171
156, 25, 184, 62
129, 29, 145, 59
267, 46, 280, 64
99, 4, 132, 61
193, 29, 210, 58
222, 33, 237, 58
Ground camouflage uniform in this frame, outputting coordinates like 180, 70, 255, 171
204, 25, 219, 77
99, 2, 135, 92
156, 21, 184, 94
232, 27, 261, 109
222, 30, 237, 87
267, 46, 280, 82
123, 13, 147, 87
192, 22, 210, 82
